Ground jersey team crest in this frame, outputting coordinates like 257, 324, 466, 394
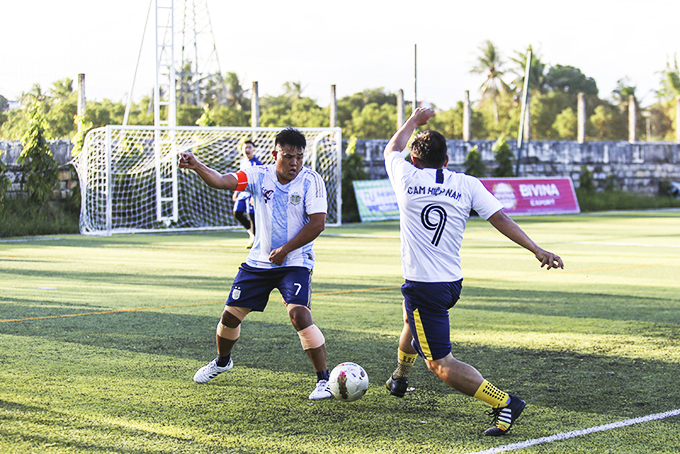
290, 193, 302, 205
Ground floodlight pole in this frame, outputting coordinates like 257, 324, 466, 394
516, 50, 532, 176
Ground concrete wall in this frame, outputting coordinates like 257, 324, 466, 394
2, 139, 679, 198
350, 139, 680, 195
0, 140, 76, 199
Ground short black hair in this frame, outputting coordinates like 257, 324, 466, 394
275, 128, 306, 151
243, 140, 254, 147
410, 130, 448, 168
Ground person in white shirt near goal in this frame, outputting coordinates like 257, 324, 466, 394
178, 127, 333, 400
383, 108, 564, 435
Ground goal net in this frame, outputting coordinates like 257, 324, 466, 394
72, 126, 342, 235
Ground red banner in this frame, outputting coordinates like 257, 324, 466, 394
480, 177, 580, 216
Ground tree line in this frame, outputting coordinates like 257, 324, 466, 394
1, 41, 679, 143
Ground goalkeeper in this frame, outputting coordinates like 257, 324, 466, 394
383, 108, 564, 435
179, 128, 333, 400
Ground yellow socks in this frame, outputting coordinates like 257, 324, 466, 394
393, 349, 417, 378
474, 380, 510, 408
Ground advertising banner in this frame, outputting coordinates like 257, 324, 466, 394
480, 177, 580, 216
352, 179, 400, 222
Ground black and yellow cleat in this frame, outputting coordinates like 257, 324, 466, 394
385, 375, 409, 398
484, 394, 526, 436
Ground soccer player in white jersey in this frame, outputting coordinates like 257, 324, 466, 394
384, 108, 564, 435
178, 128, 333, 400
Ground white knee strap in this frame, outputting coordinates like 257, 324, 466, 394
297, 324, 325, 350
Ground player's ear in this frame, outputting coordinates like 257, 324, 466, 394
444, 155, 449, 168
271, 150, 278, 160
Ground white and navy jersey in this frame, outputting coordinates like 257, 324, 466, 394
237, 164, 327, 270
385, 152, 504, 282
235, 156, 263, 202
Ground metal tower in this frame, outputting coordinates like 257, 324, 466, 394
177, 0, 227, 107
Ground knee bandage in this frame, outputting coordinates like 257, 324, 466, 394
297, 324, 325, 350
216, 321, 240, 340
216, 306, 250, 340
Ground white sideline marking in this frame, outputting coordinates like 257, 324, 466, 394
465, 408, 680, 454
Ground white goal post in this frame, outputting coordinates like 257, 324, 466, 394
72, 126, 342, 235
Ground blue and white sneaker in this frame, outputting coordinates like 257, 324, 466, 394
193, 358, 233, 384
308, 379, 332, 400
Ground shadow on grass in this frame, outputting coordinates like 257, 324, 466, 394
2, 303, 679, 421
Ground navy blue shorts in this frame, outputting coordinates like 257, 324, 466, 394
233, 197, 255, 214
401, 279, 462, 361
226, 263, 312, 311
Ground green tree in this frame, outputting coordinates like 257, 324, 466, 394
463, 145, 486, 177
345, 103, 396, 139
224, 72, 249, 110
209, 105, 249, 126
196, 105, 217, 127
177, 105, 203, 126
658, 54, 680, 100
0, 150, 11, 211
578, 165, 595, 193
491, 136, 514, 177
260, 97, 326, 128
589, 105, 626, 141
545, 65, 598, 95
471, 40, 512, 124
18, 102, 59, 208
553, 107, 577, 140
336, 88, 398, 132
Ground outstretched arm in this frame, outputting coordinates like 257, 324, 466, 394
384, 107, 435, 159
487, 210, 564, 270
178, 152, 239, 190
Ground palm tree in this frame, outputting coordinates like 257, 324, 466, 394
510, 45, 548, 95
471, 40, 511, 124
659, 54, 680, 100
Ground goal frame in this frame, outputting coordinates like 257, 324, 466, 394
73, 125, 342, 236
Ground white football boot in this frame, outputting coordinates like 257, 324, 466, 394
193, 358, 233, 383
308, 379, 333, 400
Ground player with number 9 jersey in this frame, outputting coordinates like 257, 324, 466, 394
385, 152, 503, 282
382, 108, 563, 437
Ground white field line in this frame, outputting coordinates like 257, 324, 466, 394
465, 408, 680, 454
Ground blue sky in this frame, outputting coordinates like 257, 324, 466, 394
2, 0, 678, 109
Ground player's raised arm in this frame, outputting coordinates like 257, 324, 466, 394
384, 107, 435, 159
178, 152, 239, 190
487, 210, 564, 270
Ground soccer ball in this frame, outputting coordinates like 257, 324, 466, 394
329, 362, 369, 402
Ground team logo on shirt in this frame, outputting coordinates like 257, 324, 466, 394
290, 193, 302, 205
262, 189, 274, 203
